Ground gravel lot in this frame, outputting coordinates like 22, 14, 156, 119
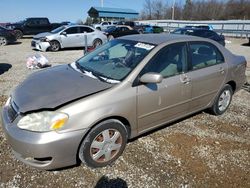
0, 37, 249, 188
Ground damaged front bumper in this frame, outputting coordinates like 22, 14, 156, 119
31, 39, 50, 52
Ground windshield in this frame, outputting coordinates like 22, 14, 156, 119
51, 26, 67, 33
76, 39, 155, 82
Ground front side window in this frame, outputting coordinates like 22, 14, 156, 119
140, 42, 188, 78
65, 27, 78, 34
76, 39, 155, 82
189, 42, 224, 70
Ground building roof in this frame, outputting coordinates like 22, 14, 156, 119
119, 33, 206, 45
88, 7, 139, 19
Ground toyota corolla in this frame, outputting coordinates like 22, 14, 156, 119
1, 34, 246, 170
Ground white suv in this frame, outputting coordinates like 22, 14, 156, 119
93, 21, 117, 31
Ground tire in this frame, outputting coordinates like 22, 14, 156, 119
93, 39, 102, 48
49, 40, 60, 52
14, 29, 23, 39
209, 84, 233, 115
78, 119, 128, 168
108, 35, 114, 41
0, 36, 7, 46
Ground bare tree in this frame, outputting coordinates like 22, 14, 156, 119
140, 0, 250, 20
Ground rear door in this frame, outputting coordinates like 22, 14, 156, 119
186, 41, 227, 112
136, 42, 192, 133
79, 26, 96, 46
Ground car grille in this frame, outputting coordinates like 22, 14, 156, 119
7, 101, 18, 122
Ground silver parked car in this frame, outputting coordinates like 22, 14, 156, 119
1, 34, 246, 170
31, 25, 107, 51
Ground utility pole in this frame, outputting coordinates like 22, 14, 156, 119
101, 0, 104, 7
172, 0, 175, 20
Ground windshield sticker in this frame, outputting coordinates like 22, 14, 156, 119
135, 43, 155, 50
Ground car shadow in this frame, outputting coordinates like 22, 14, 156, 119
0, 63, 12, 75
22, 36, 33, 39
8, 41, 22, 45
60, 47, 86, 51
95, 176, 128, 188
241, 43, 250, 47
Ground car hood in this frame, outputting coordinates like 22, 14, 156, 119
33, 32, 52, 39
12, 65, 112, 113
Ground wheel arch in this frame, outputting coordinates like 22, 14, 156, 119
226, 80, 236, 93
76, 116, 132, 163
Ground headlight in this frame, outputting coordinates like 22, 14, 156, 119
17, 111, 68, 132
40, 37, 49, 42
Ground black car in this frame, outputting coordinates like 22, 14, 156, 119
104, 25, 139, 40
0, 26, 17, 46
172, 28, 225, 46
5, 18, 63, 39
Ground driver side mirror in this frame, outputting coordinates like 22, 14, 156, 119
61, 31, 67, 36
140, 73, 163, 84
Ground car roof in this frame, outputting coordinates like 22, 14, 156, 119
178, 27, 213, 31
115, 25, 133, 30
119, 33, 204, 45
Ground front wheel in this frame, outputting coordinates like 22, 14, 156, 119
49, 40, 60, 52
209, 84, 233, 115
78, 119, 128, 168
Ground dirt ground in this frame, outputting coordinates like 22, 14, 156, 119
0, 37, 249, 188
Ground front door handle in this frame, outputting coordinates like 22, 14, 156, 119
180, 74, 191, 84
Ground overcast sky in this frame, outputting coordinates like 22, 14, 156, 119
0, 0, 152, 23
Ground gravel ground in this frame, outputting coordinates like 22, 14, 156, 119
0, 37, 249, 188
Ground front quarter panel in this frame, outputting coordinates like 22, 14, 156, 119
58, 81, 137, 138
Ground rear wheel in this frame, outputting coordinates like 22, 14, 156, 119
49, 40, 60, 52
209, 84, 233, 115
0, 36, 7, 46
93, 39, 102, 48
78, 119, 128, 168
14, 29, 23, 39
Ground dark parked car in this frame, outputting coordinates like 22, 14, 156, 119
0, 26, 17, 46
104, 25, 139, 40
5, 18, 63, 39
172, 28, 225, 46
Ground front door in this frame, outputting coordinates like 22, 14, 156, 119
136, 42, 192, 133
60, 27, 81, 48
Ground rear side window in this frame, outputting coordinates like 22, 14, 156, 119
80, 27, 94, 33
189, 42, 224, 70
39, 19, 49, 25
